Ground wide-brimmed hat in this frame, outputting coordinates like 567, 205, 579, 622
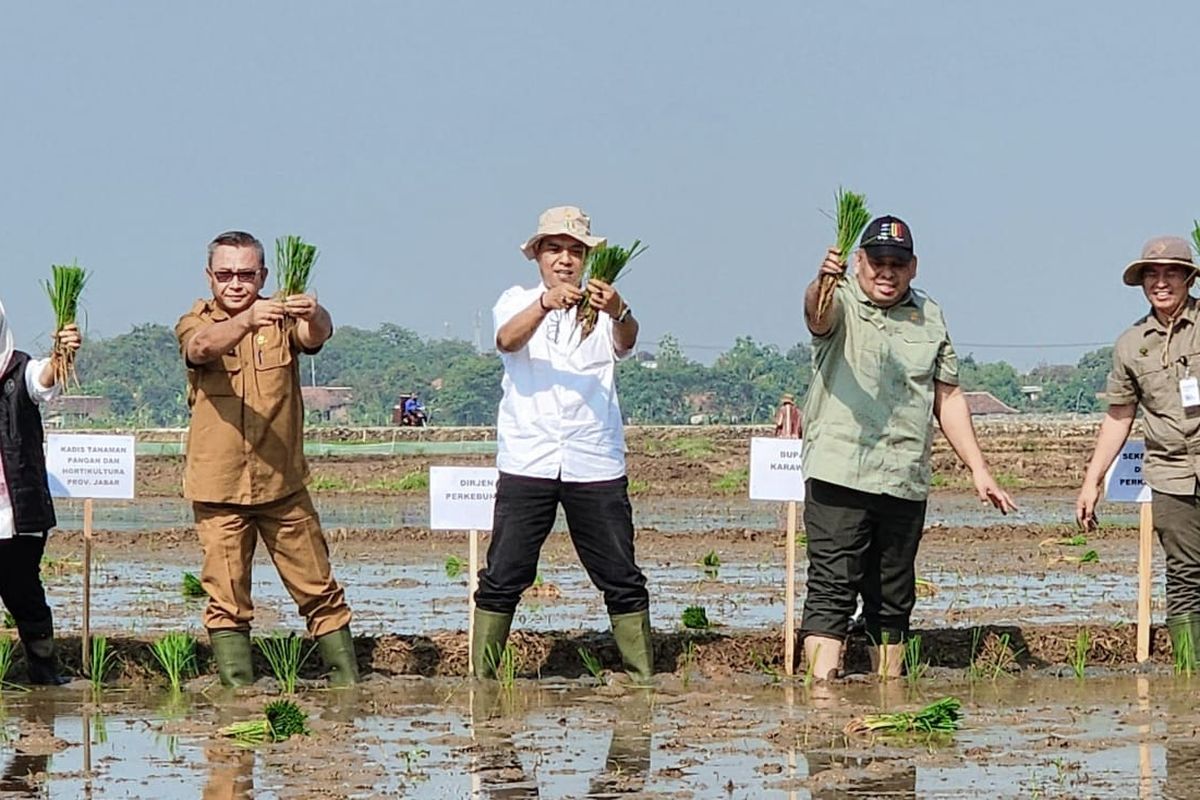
519, 206, 606, 260
1122, 236, 1198, 286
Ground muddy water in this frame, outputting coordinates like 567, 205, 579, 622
51, 491, 1135, 533
2, 675, 1198, 798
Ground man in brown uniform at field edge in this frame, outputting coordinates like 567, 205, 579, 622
176, 230, 358, 687
774, 393, 803, 438
1077, 236, 1200, 663
801, 215, 1017, 681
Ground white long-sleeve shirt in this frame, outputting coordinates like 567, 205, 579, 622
0, 357, 60, 539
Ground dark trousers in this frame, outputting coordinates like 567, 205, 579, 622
475, 473, 649, 615
1152, 489, 1200, 618
0, 535, 53, 639
800, 479, 926, 644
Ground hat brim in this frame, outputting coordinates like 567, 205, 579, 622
1122, 257, 1199, 286
520, 231, 606, 260
861, 244, 914, 264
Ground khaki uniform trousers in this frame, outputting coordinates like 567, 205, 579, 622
194, 488, 351, 637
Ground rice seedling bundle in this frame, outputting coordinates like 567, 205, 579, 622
42, 262, 89, 390
844, 696, 963, 737
275, 235, 318, 298
254, 632, 314, 694
181, 572, 206, 599
681, 605, 710, 630
816, 189, 870, 321
579, 240, 646, 340
150, 632, 197, 692
1192, 220, 1200, 257
219, 698, 309, 745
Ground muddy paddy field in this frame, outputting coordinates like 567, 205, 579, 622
8, 422, 1197, 798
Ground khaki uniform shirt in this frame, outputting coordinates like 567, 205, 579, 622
175, 298, 320, 505
1106, 297, 1200, 495
802, 277, 959, 501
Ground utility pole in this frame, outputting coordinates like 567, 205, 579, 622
473, 310, 482, 353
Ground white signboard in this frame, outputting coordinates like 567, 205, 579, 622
1104, 440, 1151, 503
429, 466, 499, 530
748, 437, 806, 502
45, 434, 136, 500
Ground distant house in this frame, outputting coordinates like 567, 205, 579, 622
964, 391, 1019, 416
302, 386, 354, 423
633, 351, 658, 369
44, 395, 112, 428
1020, 385, 1043, 403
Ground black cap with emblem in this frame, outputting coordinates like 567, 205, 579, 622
860, 215, 914, 263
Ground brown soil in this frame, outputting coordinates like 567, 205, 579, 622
131, 420, 1108, 497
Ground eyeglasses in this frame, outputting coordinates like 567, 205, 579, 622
210, 269, 262, 284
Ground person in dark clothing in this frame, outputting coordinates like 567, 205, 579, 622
0, 299, 81, 684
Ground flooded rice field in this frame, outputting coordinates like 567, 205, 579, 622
14, 483, 1183, 798
0, 674, 1198, 797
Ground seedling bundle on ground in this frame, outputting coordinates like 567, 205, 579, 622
219, 699, 309, 745
151, 632, 197, 692
844, 697, 963, 738
578, 240, 646, 340
255, 632, 315, 694
43, 262, 88, 389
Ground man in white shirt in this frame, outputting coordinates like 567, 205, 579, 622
473, 206, 652, 684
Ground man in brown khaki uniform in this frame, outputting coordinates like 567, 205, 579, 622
176, 230, 358, 687
1078, 236, 1200, 664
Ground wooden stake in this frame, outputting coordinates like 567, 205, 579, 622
82, 498, 94, 676
785, 500, 797, 676
468, 528, 479, 677
1137, 502, 1153, 663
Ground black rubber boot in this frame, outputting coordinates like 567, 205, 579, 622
21, 632, 67, 686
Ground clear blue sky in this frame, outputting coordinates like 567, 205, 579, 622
3, 2, 1198, 369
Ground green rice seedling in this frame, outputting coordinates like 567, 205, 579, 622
751, 651, 780, 683
699, 550, 720, 577
89, 635, 117, 690
483, 642, 518, 689
42, 261, 89, 389
579, 240, 647, 340
903, 635, 928, 684
967, 627, 984, 681
1070, 629, 1090, 680
150, 632, 197, 692
844, 696, 962, 737
275, 235, 318, 297
1174, 625, 1196, 677
254, 632, 315, 694
803, 645, 820, 689
578, 647, 603, 681
444, 555, 465, 579
915, 577, 939, 598
681, 606, 711, 630
1061, 535, 1088, 547
0, 638, 16, 687
219, 698, 309, 745
816, 188, 870, 320
1192, 219, 1200, 258
987, 633, 1022, 680
1078, 550, 1100, 564
673, 436, 715, 459
181, 572, 206, 599
681, 640, 697, 687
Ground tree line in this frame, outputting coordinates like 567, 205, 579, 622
67, 324, 1112, 427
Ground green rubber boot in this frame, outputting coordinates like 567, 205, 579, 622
472, 609, 514, 679
1167, 613, 1200, 672
610, 610, 654, 686
316, 626, 360, 687
209, 629, 254, 687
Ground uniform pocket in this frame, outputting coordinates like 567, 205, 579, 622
196, 354, 242, 398
893, 332, 940, 382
